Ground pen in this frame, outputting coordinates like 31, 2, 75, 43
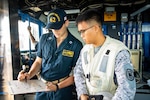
24, 76, 27, 82
22, 65, 28, 82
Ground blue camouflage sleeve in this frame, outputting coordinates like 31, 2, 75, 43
112, 50, 136, 100
74, 54, 89, 99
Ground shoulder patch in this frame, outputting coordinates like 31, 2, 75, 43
126, 69, 134, 81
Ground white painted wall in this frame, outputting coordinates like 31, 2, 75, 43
68, 21, 85, 45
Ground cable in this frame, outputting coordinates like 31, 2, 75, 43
134, 69, 141, 83
25, 0, 36, 6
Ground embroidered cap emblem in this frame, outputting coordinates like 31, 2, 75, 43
49, 13, 60, 23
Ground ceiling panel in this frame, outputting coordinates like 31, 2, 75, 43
17, 0, 147, 22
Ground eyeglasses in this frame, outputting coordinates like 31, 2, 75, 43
78, 25, 94, 35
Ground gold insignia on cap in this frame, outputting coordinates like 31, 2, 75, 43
50, 17, 56, 22
49, 13, 60, 23
62, 49, 74, 57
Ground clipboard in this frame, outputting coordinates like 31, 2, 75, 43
7, 80, 48, 95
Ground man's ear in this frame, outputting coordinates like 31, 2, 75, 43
64, 20, 69, 27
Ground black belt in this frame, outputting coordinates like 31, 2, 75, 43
89, 95, 103, 100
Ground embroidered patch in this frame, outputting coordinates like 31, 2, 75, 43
126, 69, 134, 81
48, 12, 60, 23
62, 49, 74, 57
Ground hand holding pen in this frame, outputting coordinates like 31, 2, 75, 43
17, 65, 29, 82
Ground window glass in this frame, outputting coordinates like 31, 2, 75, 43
18, 20, 39, 51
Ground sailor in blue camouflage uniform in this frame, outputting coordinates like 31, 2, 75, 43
18, 9, 83, 100
74, 8, 136, 100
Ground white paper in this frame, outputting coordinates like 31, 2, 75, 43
7, 80, 48, 95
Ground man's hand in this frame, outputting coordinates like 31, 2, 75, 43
80, 94, 89, 100
27, 26, 31, 32
17, 70, 30, 81
46, 82, 58, 91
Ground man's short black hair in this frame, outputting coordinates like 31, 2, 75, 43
76, 8, 102, 25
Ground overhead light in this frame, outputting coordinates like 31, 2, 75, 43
130, 4, 150, 17
105, 7, 115, 12
29, 7, 41, 12
65, 9, 80, 14
44, 11, 49, 15
44, 9, 80, 16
